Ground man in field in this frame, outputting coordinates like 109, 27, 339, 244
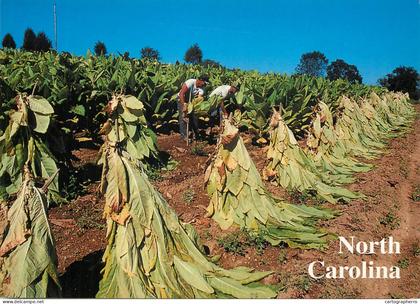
209, 81, 240, 121
177, 75, 209, 140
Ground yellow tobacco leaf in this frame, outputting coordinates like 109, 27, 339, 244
110, 205, 131, 225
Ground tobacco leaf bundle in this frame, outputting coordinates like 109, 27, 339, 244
360, 98, 396, 137
386, 92, 416, 122
96, 120, 276, 299
369, 92, 415, 132
99, 95, 163, 167
306, 92, 414, 185
187, 95, 220, 119
306, 101, 372, 184
264, 110, 362, 203
334, 96, 385, 160
0, 94, 59, 202
205, 118, 336, 249
0, 169, 61, 297
342, 96, 387, 148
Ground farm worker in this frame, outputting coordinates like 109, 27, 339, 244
177, 75, 210, 140
209, 81, 240, 120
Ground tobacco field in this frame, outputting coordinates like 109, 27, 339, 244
0, 49, 418, 299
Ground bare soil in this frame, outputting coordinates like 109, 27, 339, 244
48, 107, 420, 298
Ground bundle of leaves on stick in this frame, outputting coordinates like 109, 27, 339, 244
385, 92, 416, 123
361, 92, 414, 136
99, 94, 173, 169
346, 97, 389, 148
205, 118, 336, 249
334, 96, 383, 160
0, 94, 59, 202
263, 109, 362, 204
96, 112, 276, 299
360, 97, 398, 139
306, 101, 372, 184
187, 95, 220, 122
0, 166, 61, 298
369, 92, 414, 132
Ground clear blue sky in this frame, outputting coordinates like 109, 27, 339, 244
1, 0, 419, 84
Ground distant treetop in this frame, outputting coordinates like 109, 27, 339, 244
201, 59, 222, 68
327, 59, 362, 84
2, 33, 16, 49
23, 28, 36, 51
379, 66, 419, 99
295, 51, 328, 77
94, 41, 107, 56
184, 43, 203, 64
34, 32, 52, 52
141, 47, 160, 61
22, 28, 52, 52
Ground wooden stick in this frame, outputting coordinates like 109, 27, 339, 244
41, 169, 60, 193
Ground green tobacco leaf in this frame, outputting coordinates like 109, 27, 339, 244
208, 276, 275, 299
120, 108, 139, 122
33, 112, 50, 134
124, 122, 138, 138
34, 139, 60, 200
173, 256, 214, 293
28, 96, 54, 115
70, 104, 86, 117
123, 95, 144, 110
225, 168, 244, 196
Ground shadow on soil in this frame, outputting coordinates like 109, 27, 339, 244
60, 250, 104, 298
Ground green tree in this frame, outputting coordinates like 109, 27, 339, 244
121, 51, 130, 60
202, 59, 222, 68
22, 28, 36, 51
141, 47, 160, 61
2, 33, 16, 49
34, 32, 52, 52
327, 59, 362, 84
379, 66, 419, 99
94, 41, 107, 56
184, 43, 202, 64
295, 51, 328, 77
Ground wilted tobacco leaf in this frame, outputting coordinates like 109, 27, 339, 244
0, 170, 61, 298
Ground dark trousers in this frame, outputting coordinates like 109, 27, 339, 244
210, 105, 225, 127
178, 102, 199, 139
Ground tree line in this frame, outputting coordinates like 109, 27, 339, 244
2, 29, 52, 52
294, 50, 418, 99
2, 30, 419, 99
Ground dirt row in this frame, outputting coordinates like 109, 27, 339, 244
49, 106, 420, 298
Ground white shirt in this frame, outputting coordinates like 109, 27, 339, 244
210, 85, 232, 99
178, 79, 204, 100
